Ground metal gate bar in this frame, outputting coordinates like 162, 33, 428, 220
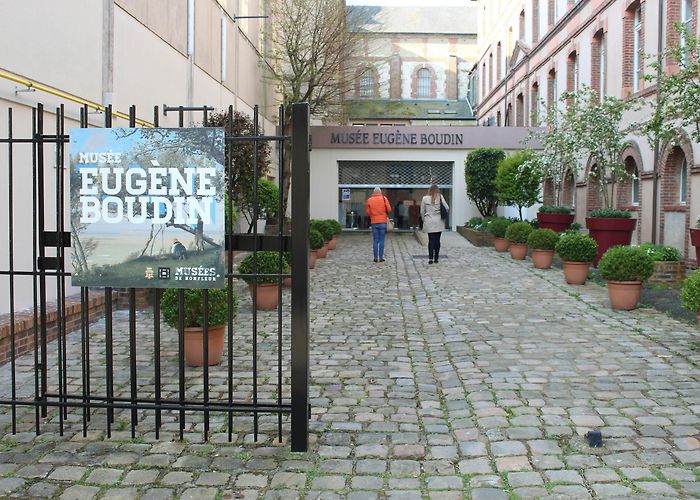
0, 101, 310, 451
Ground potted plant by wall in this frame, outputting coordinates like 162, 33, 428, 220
640, 243, 685, 285
564, 86, 636, 264
586, 209, 636, 266
160, 287, 234, 367
537, 205, 575, 233
309, 228, 323, 269
690, 216, 700, 266
527, 228, 560, 269
681, 269, 700, 328
489, 218, 512, 252
237, 251, 288, 310
324, 219, 342, 250
598, 245, 654, 310
505, 221, 533, 260
554, 232, 598, 285
310, 220, 334, 258
464, 147, 506, 217
496, 150, 541, 221
458, 217, 496, 247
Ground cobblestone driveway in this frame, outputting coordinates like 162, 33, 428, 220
0, 232, 698, 499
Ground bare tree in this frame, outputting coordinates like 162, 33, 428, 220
267, 0, 372, 214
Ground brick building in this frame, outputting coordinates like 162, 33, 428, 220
472, 0, 700, 260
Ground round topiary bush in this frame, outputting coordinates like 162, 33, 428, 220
489, 218, 512, 238
309, 228, 324, 250
323, 219, 342, 235
598, 245, 655, 282
161, 287, 233, 328
504, 221, 534, 244
538, 205, 573, 214
310, 220, 334, 242
555, 233, 598, 262
238, 251, 289, 284
527, 228, 560, 250
681, 269, 700, 312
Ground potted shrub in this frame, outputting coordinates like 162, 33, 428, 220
282, 251, 292, 287
495, 150, 541, 221
537, 205, 575, 233
527, 228, 560, 269
640, 243, 685, 285
681, 269, 700, 327
237, 251, 288, 310
690, 216, 700, 266
505, 222, 533, 260
309, 228, 323, 269
464, 147, 506, 217
489, 218, 512, 252
324, 219, 342, 250
598, 245, 654, 310
310, 220, 333, 258
160, 287, 235, 367
585, 209, 636, 266
458, 217, 496, 247
555, 232, 598, 285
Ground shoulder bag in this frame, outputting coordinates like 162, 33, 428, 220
440, 196, 448, 220
384, 197, 394, 232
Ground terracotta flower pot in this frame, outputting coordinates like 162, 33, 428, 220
494, 237, 509, 252
327, 236, 337, 250
607, 280, 642, 310
183, 325, 225, 367
532, 249, 554, 269
562, 261, 590, 285
248, 283, 280, 310
509, 243, 528, 260
585, 217, 637, 266
317, 244, 329, 258
283, 265, 292, 287
309, 250, 317, 269
537, 212, 575, 233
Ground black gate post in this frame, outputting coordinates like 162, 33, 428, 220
290, 103, 310, 452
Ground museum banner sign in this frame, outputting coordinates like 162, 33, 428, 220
310, 126, 542, 150
69, 128, 226, 289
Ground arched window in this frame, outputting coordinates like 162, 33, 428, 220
680, 157, 688, 203
359, 69, 374, 97
497, 42, 502, 81
417, 68, 431, 98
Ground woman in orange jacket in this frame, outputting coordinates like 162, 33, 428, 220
365, 187, 392, 262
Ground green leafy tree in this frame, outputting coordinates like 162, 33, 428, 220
496, 150, 541, 220
565, 85, 635, 210
525, 98, 579, 207
464, 147, 505, 217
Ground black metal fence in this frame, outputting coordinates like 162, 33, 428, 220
0, 102, 310, 451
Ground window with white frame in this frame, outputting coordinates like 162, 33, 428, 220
599, 33, 606, 101
417, 68, 431, 97
680, 157, 688, 203
633, 7, 642, 92
359, 69, 374, 97
682, 0, 693, 63
632, 167, 640, 204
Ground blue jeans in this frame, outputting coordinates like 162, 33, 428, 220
371, 223, 387, 259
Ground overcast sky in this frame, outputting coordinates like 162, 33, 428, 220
346, 0, 468, 5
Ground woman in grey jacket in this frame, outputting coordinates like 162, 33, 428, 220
420, 184, 449, 264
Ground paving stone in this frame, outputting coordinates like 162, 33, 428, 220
310, 475, 345, 490
102, 488, 139, 500
426, 475, 462, 490
634, 481, 681, 496
590, 483, 632, 497
26, 481, 58, 497
122, 469, 160, 484
60, 485, 101, 499
550, 485, 592, 498
351, 476, 384, 490
545, 469, 583, 484
507, 471, 543, 487
470, 488, 508, 500
180, 488, 218, 500
49, 465, 87, 481
270, 472, 306, 489
491, 440, 527, 456
142, 488, 175, 500
495, 456, 531, 471
458, 458, 493, 474
162, 471, 194, 486
388, 477, 421, 489
0, 477, 25, 495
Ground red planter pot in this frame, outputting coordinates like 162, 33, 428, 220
248, 283, 280, 310
317, 244, 328, 258
690, 228, 700, 266
309, 250, 318, 269
327, 236, 337, 250
509, 243, 528, 260
183, 325, 225, 367
585, 217, 637, 266
537, 213, 575, 233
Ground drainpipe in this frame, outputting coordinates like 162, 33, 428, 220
102, 0, 114, 107
651, 0, 664, 244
